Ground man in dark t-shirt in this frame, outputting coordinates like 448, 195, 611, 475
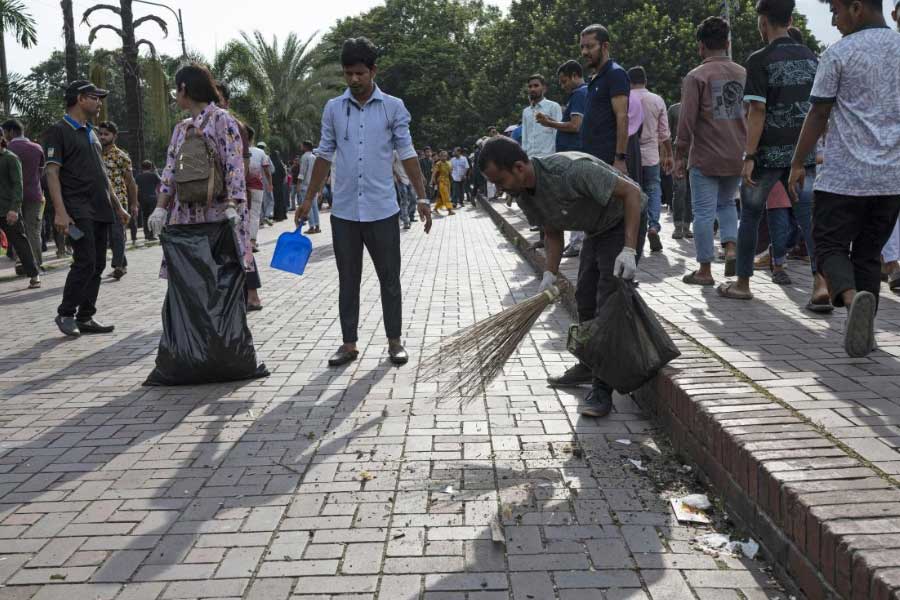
722, 0, 829, 311
44, 80, 129, 337
134, 160, 161, 240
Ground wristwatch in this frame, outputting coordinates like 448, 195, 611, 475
615, 153, 628, 161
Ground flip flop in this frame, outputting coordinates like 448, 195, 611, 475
805, 299, 834, 314
845, 291, 876, 358
771, 270, 792, 286
682, 271, 715, 286
717, 282, 753, 300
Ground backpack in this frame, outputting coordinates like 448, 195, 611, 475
174, 112, 224, 207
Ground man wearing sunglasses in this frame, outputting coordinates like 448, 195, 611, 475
44, 81, 131, 337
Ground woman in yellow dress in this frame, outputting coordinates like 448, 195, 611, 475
431, 150, 455, 215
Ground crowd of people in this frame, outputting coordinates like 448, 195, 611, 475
2, 0, 899, 415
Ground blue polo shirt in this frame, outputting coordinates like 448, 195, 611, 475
556, 83, 588, 152
581, 60, 630, 164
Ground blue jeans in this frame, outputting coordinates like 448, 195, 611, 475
689, 169, 739, 264
642, 164, 662, 232
396, 182, 413, 227
300, 185, 319, 228
768, 208, 795, 266
737, 166, 816, 278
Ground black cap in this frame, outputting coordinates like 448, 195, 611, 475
64, 80, 109, 100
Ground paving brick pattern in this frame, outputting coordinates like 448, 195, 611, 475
0, 208, 782, 599
483, 198, 900, 599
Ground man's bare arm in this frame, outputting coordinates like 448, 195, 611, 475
544, 228, 565, 275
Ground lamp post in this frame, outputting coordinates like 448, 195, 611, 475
133, 0, 187, 57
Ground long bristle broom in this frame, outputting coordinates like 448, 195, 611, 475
418, 285, 561, 404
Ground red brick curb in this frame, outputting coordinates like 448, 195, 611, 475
479, 196, 900, 600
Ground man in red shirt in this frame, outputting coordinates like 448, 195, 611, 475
3, 119, 46, 268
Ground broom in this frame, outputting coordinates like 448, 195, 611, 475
418, 285, 562, 404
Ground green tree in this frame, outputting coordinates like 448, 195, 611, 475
82, 0, 168, 165
0, 0, 37, 116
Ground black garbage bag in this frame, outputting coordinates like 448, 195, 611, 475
144, 220, 269, 386
567, 279, 680, 393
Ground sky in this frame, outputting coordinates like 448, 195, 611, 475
8, 0, 897, 76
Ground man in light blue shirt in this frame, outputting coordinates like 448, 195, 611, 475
296, 37, 431, 368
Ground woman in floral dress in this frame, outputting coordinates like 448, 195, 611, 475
148, 64, 253, 283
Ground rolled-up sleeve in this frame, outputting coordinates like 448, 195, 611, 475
315, 101, 337, 162
391, 99, 417, 160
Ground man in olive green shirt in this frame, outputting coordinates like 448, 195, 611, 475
479, 136, 646, 418
0, 139, 40, 288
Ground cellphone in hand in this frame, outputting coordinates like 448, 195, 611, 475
68, 224, 85, 241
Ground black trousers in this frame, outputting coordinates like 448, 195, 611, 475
575, 217, 647, 392
332, 213, 402, 343
0, 217, 39, 278
140, 199, 157, 239
814, 191, 900, 309
59, 219, 110, 320
109, 219, 128, 269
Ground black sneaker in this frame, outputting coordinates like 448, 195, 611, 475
580, 386, 613, 418
648, 229, 663, 252
845, 291, 876, 358
548, 363, 593, 387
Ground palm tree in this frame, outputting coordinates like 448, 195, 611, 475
232, 31, 342, 153
0, 0, 38, 115
61, 0, 78, 82
82, 0, 168, 165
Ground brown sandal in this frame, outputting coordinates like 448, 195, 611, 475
682, 271, 715, 286
717, 282, 753, 300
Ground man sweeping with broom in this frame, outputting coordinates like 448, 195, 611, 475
478, 136, 647, 418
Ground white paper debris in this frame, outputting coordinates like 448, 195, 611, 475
695, 533, 759, 559
627, 459, 646, 471
615, 439, 632, 445
671, 498, 712, 524
442, 485, 455, 494
681, 494, 712, 511
490, 515, 505, 544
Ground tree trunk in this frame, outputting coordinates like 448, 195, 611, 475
120, 0, 144, 166
0, 24, 9, 116
61, 0, 78, 83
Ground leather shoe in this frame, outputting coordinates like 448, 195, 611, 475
55, 315, 81, 338
580, 385, 613, 418
388, 343, 409, 365
548, 363, 593, 387
328, 347, 359, 367
76, 319, 115, 334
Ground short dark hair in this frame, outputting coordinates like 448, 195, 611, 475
175, 64, 222, 104
216, 82, 231, 102
756, 0, 795, 27
557, 60, 583, 79
141, 160, 154, 170
627, 66, 647, 85
581, 24, 611, 44
824, 0, 882, 9
302, 140, 313, 150
98, 121, 118, 134
341, 37, 377, 69
1, 119, 23, 136
477, 136, 529, 173
527, 74, 545, 86
787, 26, 804, 43
697, 16, 730, 51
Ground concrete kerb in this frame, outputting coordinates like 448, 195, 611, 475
478, 195, 900, 600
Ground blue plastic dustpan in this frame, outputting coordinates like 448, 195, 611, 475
270, 225, 313, 275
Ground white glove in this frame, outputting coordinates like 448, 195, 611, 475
225, 206, 239, 227
613, 247, 637, 280
538, 271, 557, 293
148, 207, 168, 236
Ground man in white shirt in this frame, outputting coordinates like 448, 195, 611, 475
521, 75, 562, 159
450, 147, 470, 208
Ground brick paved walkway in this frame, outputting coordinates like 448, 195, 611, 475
545, 207, 900, 482
1, 208, 783, 599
